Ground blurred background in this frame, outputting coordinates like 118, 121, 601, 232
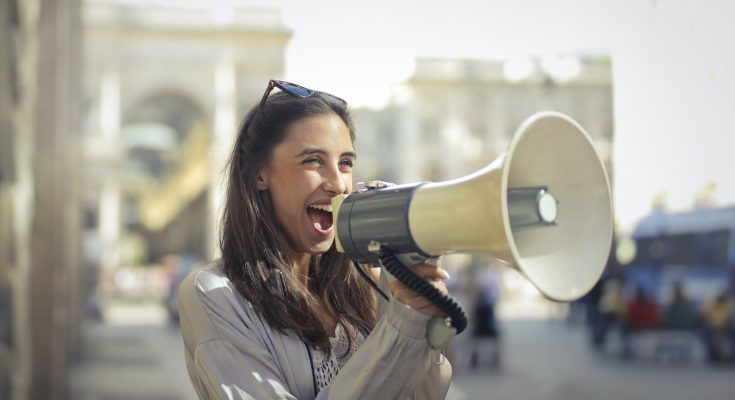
1, 0, 734, 399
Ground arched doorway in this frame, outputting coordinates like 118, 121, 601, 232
121, 92, 210, 265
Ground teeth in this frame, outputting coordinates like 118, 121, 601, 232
309, 203, 333, 213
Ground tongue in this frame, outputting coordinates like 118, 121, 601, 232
307, 208, 333, 231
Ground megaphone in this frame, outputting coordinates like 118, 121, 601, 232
332, 111, 613, 340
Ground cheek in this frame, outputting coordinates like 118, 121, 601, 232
271, 176, 312, 217
272, 187, 301, 219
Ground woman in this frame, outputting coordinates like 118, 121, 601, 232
179, 80, 453, 399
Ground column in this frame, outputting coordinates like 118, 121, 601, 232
209, 50, 236, 259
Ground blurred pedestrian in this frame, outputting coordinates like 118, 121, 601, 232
161, 254, 182, 325
469, 268, 501, 369
700, 291, 734, 363
177, 80, 452, 399
442, 261, 471, 374
662, 281, 697, 330
621, 286, 660, 358
592, 278, 625, 350
625, 286, 660, 329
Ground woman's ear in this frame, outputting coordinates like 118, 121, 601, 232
255, 171, 269, 191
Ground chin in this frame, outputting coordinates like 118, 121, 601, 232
308, 238, 334, 255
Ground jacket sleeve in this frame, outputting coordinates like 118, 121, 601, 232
317, 268, 452, 399
317, 297, 452, 399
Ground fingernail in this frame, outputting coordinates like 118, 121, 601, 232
439, 268, 450, 280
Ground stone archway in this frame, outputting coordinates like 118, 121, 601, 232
121, 92, 210, 263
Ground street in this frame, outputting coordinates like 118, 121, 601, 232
449, 319, 735, 400
69, 301, 735, 400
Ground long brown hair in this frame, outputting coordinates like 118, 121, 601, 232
221, 90, 376, 351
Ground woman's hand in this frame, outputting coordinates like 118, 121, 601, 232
389, 264, 450, 317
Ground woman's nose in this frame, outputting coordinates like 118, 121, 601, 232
323, 167, 348, 194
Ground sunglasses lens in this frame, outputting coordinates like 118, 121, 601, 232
280, 83, 312, 97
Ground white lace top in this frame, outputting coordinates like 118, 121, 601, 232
310, 322, 367, 393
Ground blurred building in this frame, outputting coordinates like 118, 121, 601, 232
354, 56, 613, 184
2, 0, 291, 399
81, 0, 291, 273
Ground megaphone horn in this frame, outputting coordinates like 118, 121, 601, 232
332, 111, 613, 302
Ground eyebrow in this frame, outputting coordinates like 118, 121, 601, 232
293, 147, 357, 159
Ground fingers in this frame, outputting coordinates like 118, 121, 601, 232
391, 280, 448, 302
409, 264, 450, 280
390, 264, 451, 316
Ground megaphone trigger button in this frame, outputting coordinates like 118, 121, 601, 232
367, 240, 382, 254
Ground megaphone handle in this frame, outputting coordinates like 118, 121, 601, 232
378, 248, 468, 348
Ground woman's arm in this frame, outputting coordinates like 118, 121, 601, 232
317, 296, 452, 399
317, 264, 453, 399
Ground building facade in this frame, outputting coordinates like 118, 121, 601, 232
354, 56, 614, 185
82, 1, 292, 273
1, 1, 291, 398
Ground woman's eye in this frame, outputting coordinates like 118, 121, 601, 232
303, 157, 321, 165
339, 159, 354, 168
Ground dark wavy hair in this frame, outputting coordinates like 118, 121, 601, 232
220, 90, 376, 351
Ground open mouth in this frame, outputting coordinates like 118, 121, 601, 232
307, 203, 333, 232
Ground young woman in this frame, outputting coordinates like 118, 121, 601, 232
179, 80, 452, 399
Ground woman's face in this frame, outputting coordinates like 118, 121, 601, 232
257, 113, 355, 256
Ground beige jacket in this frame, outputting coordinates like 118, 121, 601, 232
179, 264, 452, 399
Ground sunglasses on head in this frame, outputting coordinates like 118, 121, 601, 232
257, 79, 348, 110
240, 80, 347, 147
